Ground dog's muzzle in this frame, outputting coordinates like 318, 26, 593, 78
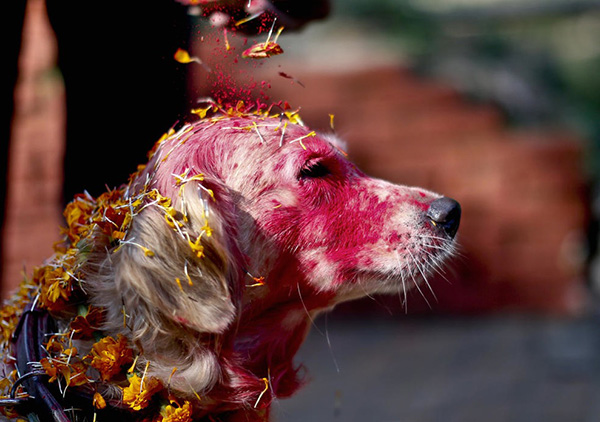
426, 197, 461, 238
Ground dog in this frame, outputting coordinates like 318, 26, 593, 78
0, 105, 460, 421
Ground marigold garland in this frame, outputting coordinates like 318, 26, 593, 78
160, 400, 194, 422
122, 373, 163, 411
88, 334, 134, 381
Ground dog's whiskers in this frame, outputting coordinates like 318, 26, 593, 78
324, 314, 340, 373
397, 246, 435, 310
400, 271, 409, 313
393, 250, 409, 313
407, 249, 438, 304
419, 234, 462, 258
422, 255, 451, 285
421, 246, 449, 272
356, 277, 376, 301
416, 233, 448, 242
296, 283, 324, 337
409, 268, 432, 310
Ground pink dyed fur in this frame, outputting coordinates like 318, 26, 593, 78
88, 115, 457, 421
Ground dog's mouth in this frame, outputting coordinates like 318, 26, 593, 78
336, 236, 457, 303
332, 198, 461, 306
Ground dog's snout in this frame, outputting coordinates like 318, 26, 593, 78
426, 197, 461, 238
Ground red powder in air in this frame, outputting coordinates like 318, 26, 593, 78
186, 13, 293, 111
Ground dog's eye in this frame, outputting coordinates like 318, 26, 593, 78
299, 161, 331, 179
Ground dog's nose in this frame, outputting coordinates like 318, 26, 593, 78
426, 197, 461, 238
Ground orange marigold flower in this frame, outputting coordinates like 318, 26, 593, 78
160, 400, 193, 422
40, 357, 65, 383
70, 306, 103, 339
89, 334, 133, 381
122, 373, 162, 411
35, 251, 83, 313
93, 391, 107, 409
40, 357, 88, 387
68, 360, 90, 387
94, 201, 131, 239
62, 194, 95, 242
45, 335, 66, 354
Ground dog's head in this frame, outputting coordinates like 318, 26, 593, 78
88, 112, 460, 413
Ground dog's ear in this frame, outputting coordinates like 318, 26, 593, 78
92, 178, 244, 347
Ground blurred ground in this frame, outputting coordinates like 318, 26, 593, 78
276, 310, 600, 422
3, 1, 600, 421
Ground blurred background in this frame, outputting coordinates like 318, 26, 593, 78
4, 0, 600, 421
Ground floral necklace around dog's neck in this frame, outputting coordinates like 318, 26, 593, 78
0, 182, 198, 421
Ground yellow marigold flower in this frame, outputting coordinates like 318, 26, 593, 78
165, 208, 183, 230
141, 246, 155, 257
0, 377, 12, 395
148, 189, 171, 208
112, 230, 126, 240
187, 235, 204, 259
191, 106, 212, 119
284, 110, 304, 125
201, 221, 212, 237
173, 48, 201, 65
122, 373, 162, 411
0, 304, 20, 331
46, 280, 68, 303
160, 400, 193, 422
89, 334, 133, 381
39, 279, 72, 313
